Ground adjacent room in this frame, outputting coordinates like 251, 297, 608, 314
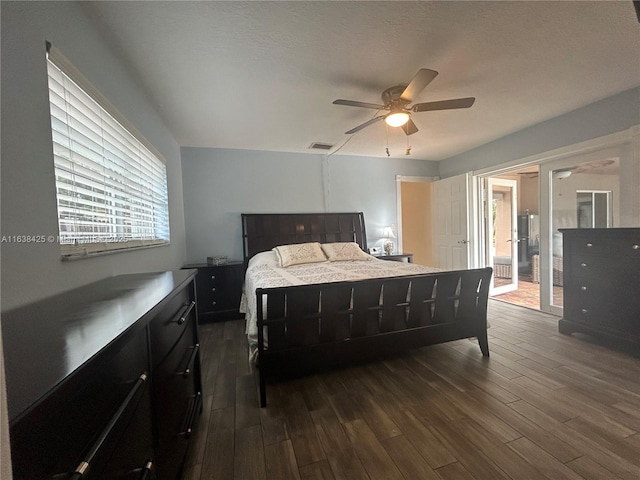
1, 2, 639, 480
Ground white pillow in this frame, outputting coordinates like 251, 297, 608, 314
272, 242, 327, 267
321, 242, 372, 262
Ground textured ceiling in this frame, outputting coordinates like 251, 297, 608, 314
82, 1, 640, 161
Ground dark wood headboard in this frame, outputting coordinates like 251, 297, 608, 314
241, 212, 367, 262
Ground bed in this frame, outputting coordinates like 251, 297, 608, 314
240, 212, 493, 407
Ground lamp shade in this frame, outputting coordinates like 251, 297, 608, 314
382, 226, 396, 239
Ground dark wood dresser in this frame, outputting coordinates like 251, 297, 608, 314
559, 228, 640, 353
183, 262, 244, 322
2, 270, 202, 480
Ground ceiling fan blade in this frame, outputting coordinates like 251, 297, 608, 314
333, 99, 386, 110
400, 69, 439, 102
412, 97, 476, 112
401, 118, 419, 136
345, 116, 384, 135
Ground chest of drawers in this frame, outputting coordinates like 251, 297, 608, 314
3, 270, 202, 479
559, 228, 640, 353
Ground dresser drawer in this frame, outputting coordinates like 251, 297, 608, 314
10, 328, 150, 479
566, 255, 638, 333
569, 235, 640, 257
95, 380, 155, 480
153, 315, 201, 480
149, 286, 196, 366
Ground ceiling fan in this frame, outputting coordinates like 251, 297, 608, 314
333, 68, 475, 136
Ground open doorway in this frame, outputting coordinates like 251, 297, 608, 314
481, 155, 626, 311
396, 176, 436, 266
482, 166, 542, 310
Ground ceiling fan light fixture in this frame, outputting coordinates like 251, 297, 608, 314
553, 170, 572, 180
384, 111, 410, 127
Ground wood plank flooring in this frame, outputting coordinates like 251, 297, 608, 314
181, 301, 640, 480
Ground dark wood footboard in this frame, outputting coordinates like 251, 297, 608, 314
255, 267, 493, 407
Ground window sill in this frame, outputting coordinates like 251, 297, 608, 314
60, 240, 170, 261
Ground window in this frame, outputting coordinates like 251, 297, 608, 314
577, 190, 611, 228
46, 46, 169, 259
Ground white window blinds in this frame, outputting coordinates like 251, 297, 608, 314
46, 51, 170, 259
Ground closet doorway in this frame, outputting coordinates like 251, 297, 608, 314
396, 176, 436, 266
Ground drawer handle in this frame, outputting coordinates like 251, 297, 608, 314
179, 392, 202, 439
211, 275, 216, 280
633, 244, 639, 250
581, 286, 587, 291
212, 301, 217, 306
181, 344, 200, 378
69, 373, 148, 479
139, 461, 153, 480
176, 301, 196, 326
211, 287, 217, 292
586, 242, 593, 247
581, 308, 588, 314
581, 263, 587, 267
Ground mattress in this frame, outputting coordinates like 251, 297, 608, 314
240, 251, 441, 349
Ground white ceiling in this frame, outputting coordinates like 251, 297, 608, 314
82, 1, 640, 161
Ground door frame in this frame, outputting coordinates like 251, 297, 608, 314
486, 177, 519, 296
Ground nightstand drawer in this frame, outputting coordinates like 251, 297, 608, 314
198, 285, 239, 311
198, 266, 237, 289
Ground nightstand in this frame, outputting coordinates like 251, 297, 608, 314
374, 253, 414, 263
183, 261, 244, 322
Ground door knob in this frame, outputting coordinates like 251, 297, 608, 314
457, 239, 469, 244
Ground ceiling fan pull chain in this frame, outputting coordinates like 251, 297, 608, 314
385, 124, 390, 157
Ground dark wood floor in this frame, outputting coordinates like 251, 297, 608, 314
182, 300, 640, 480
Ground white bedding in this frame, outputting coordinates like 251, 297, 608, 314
240, 251, 441, 351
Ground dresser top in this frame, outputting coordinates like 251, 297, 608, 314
2, 270, 196, 420
559, 228, 640, 234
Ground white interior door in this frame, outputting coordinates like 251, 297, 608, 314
487, 178, 518, 295
432, 174, 470, 269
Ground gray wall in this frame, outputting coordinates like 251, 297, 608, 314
181, 147, 437, 263
438, 87, 640, 177
1, 2, 187, 311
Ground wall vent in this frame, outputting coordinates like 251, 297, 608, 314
309, 142, 333, 150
